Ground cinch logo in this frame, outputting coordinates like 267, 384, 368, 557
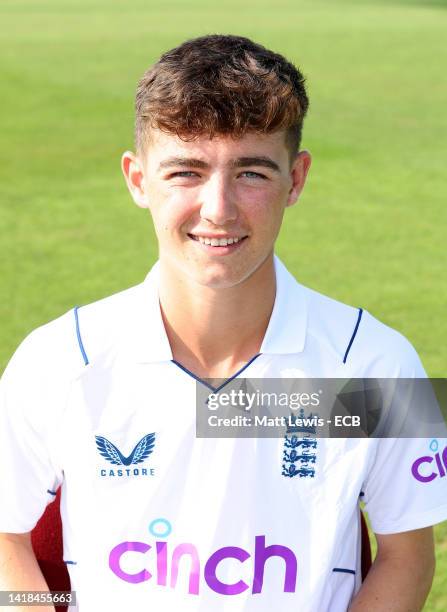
95, 433, 156, 478
109, 518, 297, 595
411, 439, 447, 483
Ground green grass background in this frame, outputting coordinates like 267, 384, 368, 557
0, 0, 446, 607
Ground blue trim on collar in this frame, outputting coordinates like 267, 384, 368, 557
343, 308, 363, 364
171, 353, 261, 393
333, 568, 356, 575
171, 360, 215, 392
74, 306, 89, 366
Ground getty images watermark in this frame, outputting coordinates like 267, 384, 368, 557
195, 378, 447, 438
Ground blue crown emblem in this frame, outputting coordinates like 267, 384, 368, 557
95, 433, 155, 466
286, 408, 318, 435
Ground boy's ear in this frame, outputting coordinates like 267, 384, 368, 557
286, 150, 312, 207
121, 151, 149, 209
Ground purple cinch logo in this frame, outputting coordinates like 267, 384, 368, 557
109, 518, 298, 595
411, 439, 447, 483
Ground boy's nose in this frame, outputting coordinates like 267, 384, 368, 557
199, 175, 238, 225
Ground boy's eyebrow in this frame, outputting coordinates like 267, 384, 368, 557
158, 157, 209, 171
157, 156, 281, 173
230, 156, 281, 172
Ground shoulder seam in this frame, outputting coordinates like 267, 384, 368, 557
343, 308, 363, 364
74, 306, 89, 366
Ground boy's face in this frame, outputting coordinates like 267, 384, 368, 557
122, 129, 311, 289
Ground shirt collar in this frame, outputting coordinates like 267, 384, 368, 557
130, 255, 307, 363
130, 261, 173, 363
259, 255, 308, 355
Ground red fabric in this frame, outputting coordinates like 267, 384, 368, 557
31, 489, 70, 612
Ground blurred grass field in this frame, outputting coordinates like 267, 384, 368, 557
0, 0, 446, 608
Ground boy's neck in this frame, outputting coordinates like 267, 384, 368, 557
157, 256, 276, 380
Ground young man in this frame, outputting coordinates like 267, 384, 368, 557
0, 34, 446, 612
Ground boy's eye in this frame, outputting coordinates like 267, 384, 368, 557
241, 171, 267, 179
170, 171, 198, 178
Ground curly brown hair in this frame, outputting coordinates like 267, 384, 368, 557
135, 34, 309, 160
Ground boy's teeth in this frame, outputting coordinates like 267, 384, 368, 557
197, 236, 241, 246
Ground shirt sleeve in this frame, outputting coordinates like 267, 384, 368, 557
362, 436, 447, 534
0, 330, 64, 533
361, 338, 447, 534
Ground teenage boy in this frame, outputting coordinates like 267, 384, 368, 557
1, 34, 446, 612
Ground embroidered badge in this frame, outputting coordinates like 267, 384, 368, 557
282, 410, 318, 478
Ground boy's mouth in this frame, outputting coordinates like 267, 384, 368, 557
188, 233, 249, 247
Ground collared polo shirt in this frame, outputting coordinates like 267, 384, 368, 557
1, 256, 446, 612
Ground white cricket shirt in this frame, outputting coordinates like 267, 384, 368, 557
1, 256, 446, 612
